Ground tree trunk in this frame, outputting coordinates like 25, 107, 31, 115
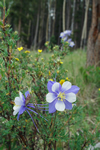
71, 0, 76, 32
63, 0, 66, 31
33, 6, 40, 50
87, 0, 100, 66
80, 0, 90, 49
52, 0, 56, 36
66, 0, 71, 29
38, 1, 45, 48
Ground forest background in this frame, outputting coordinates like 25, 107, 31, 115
2, 0, 92, 50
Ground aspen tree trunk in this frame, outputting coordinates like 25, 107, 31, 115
80, 0, 90, 49
71, 0, 76, 32
48, 0, 52, 41
66, 0, 71, 29
87, 0, 100, 66
63, 0, 66, 31
38, 1, 46, 48
52, 0, 56, 36
46, 16, 48, 42
34, 6, 40, 50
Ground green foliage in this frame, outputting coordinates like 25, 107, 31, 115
0, 5, 100, 150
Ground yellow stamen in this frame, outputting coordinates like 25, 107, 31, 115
58, 92, 65, 101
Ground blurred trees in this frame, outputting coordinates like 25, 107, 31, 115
3, 0, 93, 49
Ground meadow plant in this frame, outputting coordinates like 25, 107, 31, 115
0, 3, 99, 150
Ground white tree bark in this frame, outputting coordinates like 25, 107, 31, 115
71, 0, 76, 32
80, 0, 90, 49
63, 0, 66, 31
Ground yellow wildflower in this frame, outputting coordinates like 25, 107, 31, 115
38, 49, 42, 53
98, 88, 100, 91
17, 47, 23, 51
49, 71, 51, 76
41, 58, 44, 60
25, 50, 30, 53
15, 58, 19, 61
59, 79, 65, 85
45, 41, 49, 45
57, 70, 59, 74
49, 79, 53, 81
6, 93, 10, 95
66, 77, 70, 81
60, 61, 63, 64
65, 69, 68, 72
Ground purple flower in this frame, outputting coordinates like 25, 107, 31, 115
69, 41, 75, 47
13, 91, 41, 130
46, 81, 80, 113
64, 30, 72, 36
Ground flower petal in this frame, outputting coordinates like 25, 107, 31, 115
18, 105, 26, 115
19, 91, 25, 102
61, 81, 71, 92
49, 99, 57, 113
55, 100, 65, 111
65, 85, 80, 94
65, 93, 76, 102
14, 97, 23, 105
47, 81, 55, 92
46, 93, 57, 103
25, 91, 30, 98
13, 106, 21, 115
64, 100, 72, 110
52, 82, 61, 94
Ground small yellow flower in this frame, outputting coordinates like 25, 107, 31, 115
57, 70, 59, 74
38, 49, 42, 53
49, 71, 51, 76
98, 88, 100, 91
15, 58, 19, 61
66, 77, 70, 81
59, 79, 65, 85
6, 93, 10, 95
45, 41, 49, 45
65, 69, 68, 72
25, 50, 30, 53
60, 61, 63, 64
17, 47, 23, 51
49, 79, 53, 81
41, 58, 44, 60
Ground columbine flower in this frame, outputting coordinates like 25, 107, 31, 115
13, 91, 40, 130
38, 49, 42, 53
46, 81, 80, 113
69, 41, 75, 47
17, 47, 23, 51
64, 30, 72, 36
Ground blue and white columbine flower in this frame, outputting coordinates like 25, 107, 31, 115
13, 91, 40, 130
69, 41, 75, 47
46, 81, 80, 113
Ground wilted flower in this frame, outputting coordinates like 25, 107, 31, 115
46, 81, 80, 113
